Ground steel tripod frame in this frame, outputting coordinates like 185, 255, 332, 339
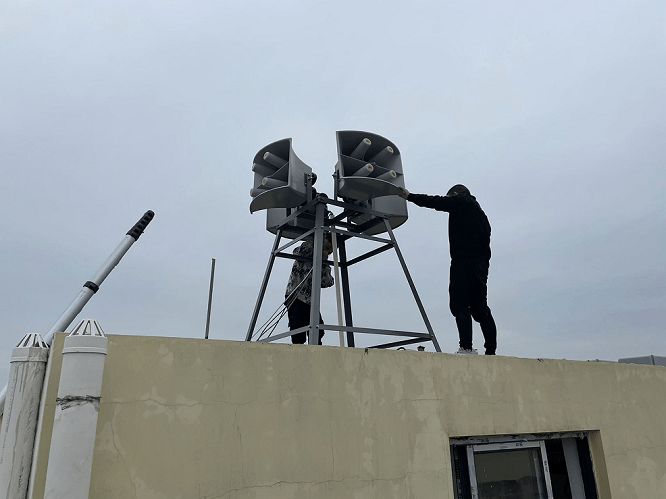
246, 196, 441, 352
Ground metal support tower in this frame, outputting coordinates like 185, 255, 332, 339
246, 195, 441, 352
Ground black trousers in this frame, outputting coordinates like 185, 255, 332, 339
288, 299, 324, 345
449, 258, 497, 354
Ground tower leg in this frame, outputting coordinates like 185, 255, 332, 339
308, 203, 326, 345
383, 219, 441, 352
337, 238, 355, 347
246, 229, 283, 341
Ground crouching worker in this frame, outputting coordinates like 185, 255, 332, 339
284, 232, 334, 345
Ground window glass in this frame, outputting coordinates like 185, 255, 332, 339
474, 448, 549, 499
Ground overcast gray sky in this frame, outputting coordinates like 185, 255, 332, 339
1, 0, 664, 384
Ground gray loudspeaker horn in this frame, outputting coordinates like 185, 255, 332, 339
335, 130, 405, 201
250, 138, 312, 213
334, 130, 408, 235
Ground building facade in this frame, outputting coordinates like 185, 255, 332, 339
17, 333, 666, 498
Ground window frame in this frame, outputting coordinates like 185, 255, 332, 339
465, 440, 554, 499
450, 432, 598, 499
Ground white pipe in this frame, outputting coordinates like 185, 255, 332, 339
0, 334, 49, 499
43, 321, 108, 499
41, 234, 134, 348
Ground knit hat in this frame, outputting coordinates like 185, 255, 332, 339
446, 184, 471, 196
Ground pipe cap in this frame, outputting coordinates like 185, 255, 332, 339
16, 333, 48, 349
68, 319, 106, 338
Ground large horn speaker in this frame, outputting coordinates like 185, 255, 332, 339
334, 130, 407, 235
250, 138, 312, 213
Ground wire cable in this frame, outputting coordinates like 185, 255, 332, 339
253, 268, 314, 341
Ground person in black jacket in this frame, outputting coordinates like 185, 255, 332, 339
399, 184, 497, 355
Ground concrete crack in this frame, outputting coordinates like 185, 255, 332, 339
329, 411, 335, 478
234, 410, 244, 483
110, 414, 138, 499
215, 472, 417, 498
108, 397, 258, 409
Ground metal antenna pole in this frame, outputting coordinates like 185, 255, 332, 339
204, 258, 216, 339
308, 201, 326, 345
42, 210, 155, 346
0, 210, 154, 414
331, 232, 345, 347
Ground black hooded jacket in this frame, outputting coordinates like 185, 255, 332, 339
407, 192, 491, 261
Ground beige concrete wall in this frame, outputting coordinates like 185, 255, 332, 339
30, 335, 666, 498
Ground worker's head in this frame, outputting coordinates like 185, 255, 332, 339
446, 184, 470, 197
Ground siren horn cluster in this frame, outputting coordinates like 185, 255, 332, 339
248, 131, 409, 237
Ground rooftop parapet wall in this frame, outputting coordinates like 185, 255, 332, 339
30, 335, 666, 499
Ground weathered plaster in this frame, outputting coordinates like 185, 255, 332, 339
29, 336, 666, 498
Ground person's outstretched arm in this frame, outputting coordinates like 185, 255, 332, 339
399, 188, 455, 212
